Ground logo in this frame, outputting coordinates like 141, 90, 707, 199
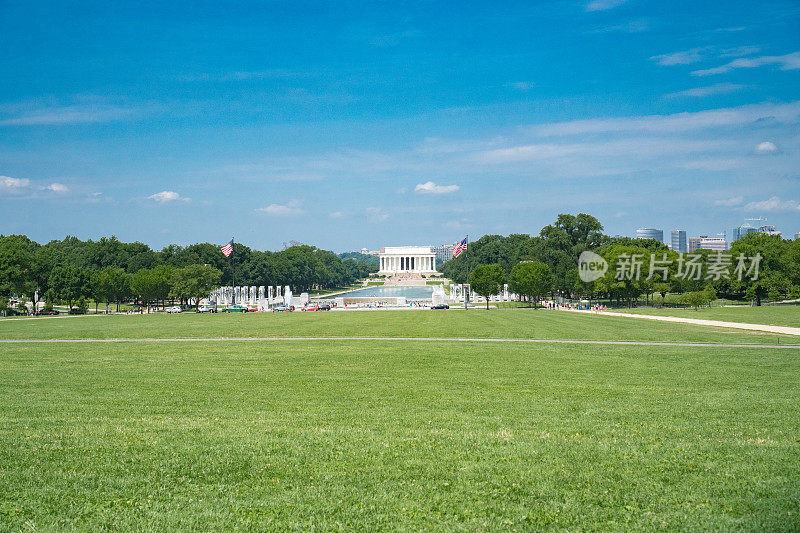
578, 251, 608, 282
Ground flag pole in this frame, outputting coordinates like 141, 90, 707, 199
464, 234, 469, 310
231, 236, 236, 306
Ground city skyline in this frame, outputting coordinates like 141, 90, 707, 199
1, 1, 799, 251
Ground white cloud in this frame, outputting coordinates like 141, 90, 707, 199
148, 191, 188, 203
86, 192, 110, 203
665, 83, 744, 98
527, 101, 800, 137
651, 48, 708, 66
365, 207, 389, 222
507, 81, 535, 91
585, 0, 628, 11
329, 211, 344, 219
744, 196, 800, 212
0, 104, 136, 126
590, 18, 649, 34
41, 182, 69, 193
477, 138, 734, 164
651, 46, 759, 67
0, 176, 31, 192
255, 201, 305, 216
692, 51, 800, 76
755, 141, 778, 154
681, 157, 746, 171
444, 219, 469, 230
414, 181, 460, 194
714, 196, 744, 207
720, 46, 761, 58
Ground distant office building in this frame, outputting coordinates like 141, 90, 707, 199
687, 235, 727, 253
636, 228, 663, 242
758, 224, 781, 237
732, 220, 781, 240
732, 223, 757, 242
671, 230, 687, 253
695, 237, 728, 252
432, 244, 455, 263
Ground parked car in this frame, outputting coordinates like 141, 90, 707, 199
36, 309, 60, 316
301, 304, 319, 312
431, 304, 450, 310
272, 305, 292, 312
317, 303, 331, 311
166, 306, 182, 314
68, 308, 86, 315
2, 308, 26, 317
198, 304, 216, 313
246, 305, 259, 312
223, 305, 248, 313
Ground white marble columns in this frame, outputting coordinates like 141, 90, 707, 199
377, 246, 437, 275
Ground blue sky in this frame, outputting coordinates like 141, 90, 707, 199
1, 0, 798, 251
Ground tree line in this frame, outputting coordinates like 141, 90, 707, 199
442, 213, 800, 307
0, 235, 377, 312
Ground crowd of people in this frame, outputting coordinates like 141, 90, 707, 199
542, 301, 608, 313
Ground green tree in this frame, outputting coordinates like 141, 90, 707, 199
653, 282, 671, 306
26, 246, 57, 312
468, 264, 506, 310
509, 261, 552, 307
682, 286, 717, 310
49, 265, 91, 310
729, 234, 792, 305
0, 235, 35, 306
129, 266, 174, 310
170, 264, 222, 311
95, 267, 130, 312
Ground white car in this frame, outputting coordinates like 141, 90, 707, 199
166, 306, 182, 314
198, 304, 216, 313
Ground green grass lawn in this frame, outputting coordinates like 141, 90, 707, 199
1, 312, 799, 529
609, 305, 800, 328
1, 337, 798, 530
0, 308, 797, 344
493, 301, 537, 309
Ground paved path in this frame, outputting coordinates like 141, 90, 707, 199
570, 309, 800, 336
0, 336, 796, 349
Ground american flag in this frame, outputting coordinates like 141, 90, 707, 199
453, 237, 467, 258
220, 239, 234, 257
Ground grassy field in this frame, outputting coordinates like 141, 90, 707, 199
609, 305, 800, 328
1, 312, 798, 530
0, 309, 797, 344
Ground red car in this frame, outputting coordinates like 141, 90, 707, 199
301, 304, 319, 312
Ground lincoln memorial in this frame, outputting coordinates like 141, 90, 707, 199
378, 246, 437, 275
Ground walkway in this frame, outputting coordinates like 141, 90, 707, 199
568, 309, 800, 336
